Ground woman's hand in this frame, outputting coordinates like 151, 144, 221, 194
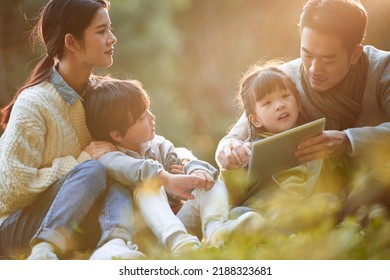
85, 141, 117, 159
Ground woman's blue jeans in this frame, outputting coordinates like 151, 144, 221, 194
0, 160, 134, 259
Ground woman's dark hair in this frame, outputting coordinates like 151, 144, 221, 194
0, 0, 110, 129
298, 0, 367, 52
84, 76, 150, 142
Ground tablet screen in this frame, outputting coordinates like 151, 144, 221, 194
247, 118, 326, 184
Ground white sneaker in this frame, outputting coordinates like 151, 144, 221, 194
205, 211, 267, 247
27, 251, 58, 260
27, 242, 59, 260
89, 238, 146, 260
171, 235, 201, 256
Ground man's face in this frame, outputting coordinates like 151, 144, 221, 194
300, 27, 359, 92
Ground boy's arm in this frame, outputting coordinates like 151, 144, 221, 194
99, 151, 163, 186
184, 159, 218, 180
100, 149, 204, 200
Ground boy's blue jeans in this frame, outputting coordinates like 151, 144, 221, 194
0, 160, 134, 259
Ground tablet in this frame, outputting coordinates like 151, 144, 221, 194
247, 118, 326, 184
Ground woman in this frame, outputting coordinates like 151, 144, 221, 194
0, 0, 144, 260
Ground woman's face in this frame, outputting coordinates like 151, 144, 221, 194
77, 7, 117, 68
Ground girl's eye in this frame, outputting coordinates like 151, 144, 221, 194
262, 101, 271, 107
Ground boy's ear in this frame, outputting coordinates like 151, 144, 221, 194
109, 130, 123, 144
248, 114, 262, 128
64, 33, 80, 53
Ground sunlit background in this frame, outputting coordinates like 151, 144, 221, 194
1, 0, 389, 166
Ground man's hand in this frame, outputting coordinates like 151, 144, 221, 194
295, 130, 352, 162
216, 139, 252, 170
85, 141, 117, 159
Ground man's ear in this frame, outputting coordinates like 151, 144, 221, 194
248, 114, 262, 128
64, 33, 80, 53
351, 44, 364, 65
109, 130, 123, 144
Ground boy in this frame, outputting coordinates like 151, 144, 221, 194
84, 76, 265, 256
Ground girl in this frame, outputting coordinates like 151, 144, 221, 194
221, 62, 343, 233
0, 0, 144, 260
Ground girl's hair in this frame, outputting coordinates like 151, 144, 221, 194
84, 76, 150, 142
0, 0, 110, 130
298, 0, 367, 52
237, 61, 303, 138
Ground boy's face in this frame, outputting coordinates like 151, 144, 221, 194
249, 89, 300, 134
114, 109, 156, 151
300, 27, 362, 92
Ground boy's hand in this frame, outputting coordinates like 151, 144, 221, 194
158, 170, 206, 200
189, 169, 215, 191
171, 164, 184, 174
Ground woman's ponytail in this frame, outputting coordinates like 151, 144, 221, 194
0, 54, 54, 130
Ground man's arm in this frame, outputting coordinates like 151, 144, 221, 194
215, 113, 252, 169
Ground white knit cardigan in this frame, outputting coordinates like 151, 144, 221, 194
0, 81, 91, 225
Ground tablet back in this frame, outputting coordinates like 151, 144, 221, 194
247, 118, 326, 184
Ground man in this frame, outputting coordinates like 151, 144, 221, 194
216, 0, 390, 219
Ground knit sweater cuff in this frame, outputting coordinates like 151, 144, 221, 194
78, 151, 92, 162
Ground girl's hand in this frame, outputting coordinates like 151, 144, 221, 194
85, 141, 117, 159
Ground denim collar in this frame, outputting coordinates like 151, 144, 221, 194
117, 141, 155, 159
50, 65, 83, 106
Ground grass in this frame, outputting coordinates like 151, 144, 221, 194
70, 207, 390, 260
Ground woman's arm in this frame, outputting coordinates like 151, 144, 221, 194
0, 103, 81, 214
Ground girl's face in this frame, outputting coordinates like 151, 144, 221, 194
249, 89, 300, 134
115, 109, 156, 152
77, 8, 117, 69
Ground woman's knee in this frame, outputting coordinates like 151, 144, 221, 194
77, 159, 106, 179
69, 160, 108, 193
